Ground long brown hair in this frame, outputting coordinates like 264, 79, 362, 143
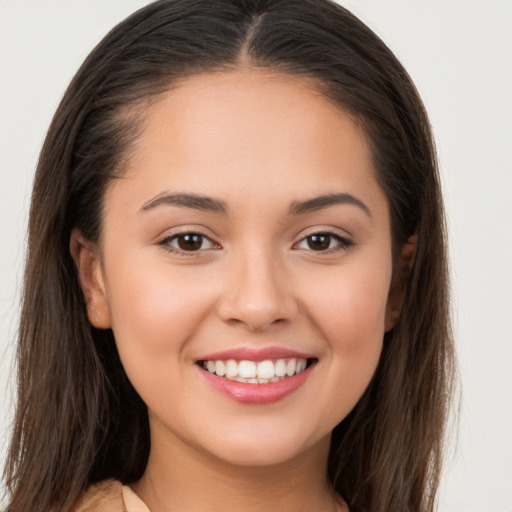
4, 1, 455, 510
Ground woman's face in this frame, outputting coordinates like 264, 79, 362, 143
79, 70, 398, 466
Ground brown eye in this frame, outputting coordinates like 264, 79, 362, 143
163, 233, 217, 253
295, 232, 353, 253
177, 234, 203, 251
307, 234, 331, 251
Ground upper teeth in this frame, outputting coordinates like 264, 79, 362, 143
202, 358, 308, 383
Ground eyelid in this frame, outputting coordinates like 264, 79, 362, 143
156, 226, 221, 255
155, 225, 354, 256
292, 228, 354, 253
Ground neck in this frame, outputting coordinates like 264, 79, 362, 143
131, 420, 345, 512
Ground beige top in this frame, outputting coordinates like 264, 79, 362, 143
75, 479, 149, 512
123, 484, 150, 512
76, 478, 349, 511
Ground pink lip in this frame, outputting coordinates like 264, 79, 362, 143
198, 346, 314, 362
198, 361, 316, 404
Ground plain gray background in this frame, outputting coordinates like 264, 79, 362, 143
1, 1, 511, 510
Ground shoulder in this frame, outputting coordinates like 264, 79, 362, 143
74, 479, 126, 512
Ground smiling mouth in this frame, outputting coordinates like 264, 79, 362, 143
199, 358, 317, 384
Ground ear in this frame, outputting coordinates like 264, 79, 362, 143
385, 234, 418, 331
70, 229, 111, 329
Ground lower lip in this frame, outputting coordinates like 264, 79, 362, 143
199, 363, 315, 404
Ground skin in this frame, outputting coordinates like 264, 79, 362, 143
73, 70, 412, 512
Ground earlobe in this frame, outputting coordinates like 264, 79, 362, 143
70, 229, 111, 329
385, 234, 418, 331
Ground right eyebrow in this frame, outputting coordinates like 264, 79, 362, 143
289, 193, 372, 218
141, 192, 228, 214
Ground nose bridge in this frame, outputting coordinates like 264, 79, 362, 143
217, 241, 296, 331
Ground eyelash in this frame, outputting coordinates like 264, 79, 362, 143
158, 232, 219, 255
157, 231, 353, 256
294, 232, 354, 254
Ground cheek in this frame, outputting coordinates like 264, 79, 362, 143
103, 256, 214, 364
102, 260, 220, 420
301, 263, 390, 415
306, 263, 390, 346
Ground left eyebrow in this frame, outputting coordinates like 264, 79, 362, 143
141, 192, 228, 214
289, 193, 372, 218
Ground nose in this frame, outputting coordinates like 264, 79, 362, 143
217, 246, 298, 332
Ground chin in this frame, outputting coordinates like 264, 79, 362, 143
194, 422, 330, 468
209, 443, 307, 468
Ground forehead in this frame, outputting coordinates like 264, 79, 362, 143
108, 69, 386, 220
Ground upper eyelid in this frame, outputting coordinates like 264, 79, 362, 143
155, 226, 353, 247
161, 232, 218, 246
293, 226, 353, 242
294, 232, 352, 246
291, 228, 355, 254
156, 225, 218, 241
158, 233, 221, 256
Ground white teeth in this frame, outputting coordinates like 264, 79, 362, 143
202, 357, 310, 383
238, 360, 257, 379
257, 360, 275, 379
225, 359, 238, 378
286, 359, 296, 376
215, 360, 226, 377
275, 359, 287, 377
296, 359, 307, 373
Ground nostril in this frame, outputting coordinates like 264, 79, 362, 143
216, 273, 298, 331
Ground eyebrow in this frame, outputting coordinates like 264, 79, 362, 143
141, 192, 228, 214
141, 191, 371, 217
289, 193, 371, 217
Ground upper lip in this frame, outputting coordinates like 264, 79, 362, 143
197, 346, 315, 362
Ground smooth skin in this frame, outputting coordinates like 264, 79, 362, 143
72, 70, 414, 512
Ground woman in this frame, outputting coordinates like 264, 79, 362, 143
4, 1, 455, 511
